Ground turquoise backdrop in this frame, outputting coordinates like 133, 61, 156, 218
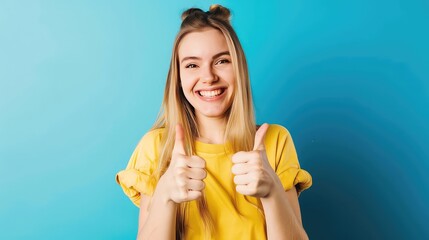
1, 0, 428, 239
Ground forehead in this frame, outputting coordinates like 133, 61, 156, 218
178, 28, 229, 59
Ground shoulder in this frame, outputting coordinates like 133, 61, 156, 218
263, 123, 294, 150
134, 128, 165, 154
138, 128, 165, 144
265, 124, 292, 139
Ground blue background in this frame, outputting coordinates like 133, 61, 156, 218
1, 0, 428, 239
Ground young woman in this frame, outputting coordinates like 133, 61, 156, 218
116, 5, 312, 240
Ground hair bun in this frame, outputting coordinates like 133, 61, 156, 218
208, 4, 231, 22
181, 8, 205, 21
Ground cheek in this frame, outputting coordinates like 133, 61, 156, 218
180, 79, 192, 93
227, 75, 236, 90
219, 67, 235, 85
179, 81, 195, 101
180, 72, 197, 92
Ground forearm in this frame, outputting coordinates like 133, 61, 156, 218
137, 178, 177, 240
260, 183, 308, 240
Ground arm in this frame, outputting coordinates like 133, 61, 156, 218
136, 124, 206, 239
137, 179, 177, 240
232, 124, 309, 240
260, 183, 308, 240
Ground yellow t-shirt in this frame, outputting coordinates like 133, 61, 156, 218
116, 124, 312, 240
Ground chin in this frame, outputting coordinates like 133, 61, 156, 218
202, 112, 226, 118
198, 109, 229, 119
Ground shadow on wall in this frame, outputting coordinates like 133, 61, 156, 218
270, 57, 429, 239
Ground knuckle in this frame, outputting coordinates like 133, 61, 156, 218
194, 191, 203, 199
174, 167, 186, 176
233, 175, 239, 184
232, 152, 245, 162
191, 156, 205, 167
190, 168, 204, 179
251, 151, 260, 159
235, 151, 245, 156
249, 184, 258, 193
198, 181, 205, 190
198, 158, 206, 168
195, 167, 204, 174
250, 163, 261, 170
200, 169, 207, 179
176, 180, 186, 188
231, 165, 238, 174
174, 156, 186, 167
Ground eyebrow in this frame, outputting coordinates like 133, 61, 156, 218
180, 51, 230, 64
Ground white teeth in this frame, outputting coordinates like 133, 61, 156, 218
199, 89, 222, 97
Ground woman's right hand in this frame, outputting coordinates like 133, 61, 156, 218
159, 124, 207, 203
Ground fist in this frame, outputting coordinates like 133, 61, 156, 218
162, 124, 207, 203
231, 123, 276, 198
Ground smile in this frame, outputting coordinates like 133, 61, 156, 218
197, 88, 225, 98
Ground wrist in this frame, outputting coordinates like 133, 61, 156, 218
262, 177, 284, 200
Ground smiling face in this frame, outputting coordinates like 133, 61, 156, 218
178, 28, 235, 122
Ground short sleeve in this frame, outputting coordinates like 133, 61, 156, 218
115, 129, 163, 207
265, 124, 312, 194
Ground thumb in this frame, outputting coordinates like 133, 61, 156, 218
253, 123, 269, 151
173, 124, 186, 155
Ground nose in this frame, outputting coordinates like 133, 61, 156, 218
200, 65, 218, 84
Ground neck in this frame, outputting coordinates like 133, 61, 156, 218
196, 115, 227, 144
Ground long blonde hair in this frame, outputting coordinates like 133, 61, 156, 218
151, 4, 256, 239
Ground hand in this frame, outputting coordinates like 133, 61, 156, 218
231, 123, 278, 198
160, 124, 207, 203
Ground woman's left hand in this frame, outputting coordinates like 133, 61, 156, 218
231, 123, 280, 198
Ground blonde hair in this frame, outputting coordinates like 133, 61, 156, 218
151, 4, 256, 239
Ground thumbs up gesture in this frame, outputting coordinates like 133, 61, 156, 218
231, 123, 278, 198
160, 124, 207, 203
